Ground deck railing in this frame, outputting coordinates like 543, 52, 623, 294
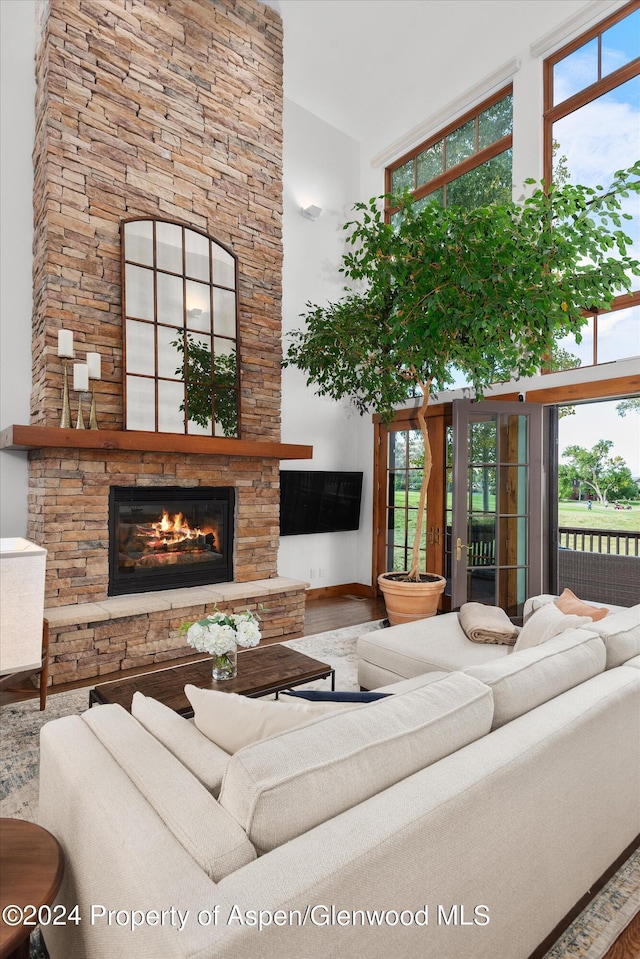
558, 527, 640, 557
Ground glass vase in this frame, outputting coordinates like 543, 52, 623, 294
212, 645, 237, 681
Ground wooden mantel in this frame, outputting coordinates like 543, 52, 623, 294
0, 425, 313, 460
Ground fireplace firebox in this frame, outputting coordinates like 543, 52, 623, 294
108, 486, 234, 596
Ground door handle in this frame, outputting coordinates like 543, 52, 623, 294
456, 537, 468, 561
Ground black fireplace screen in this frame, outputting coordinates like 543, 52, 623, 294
108, 486, 234, 596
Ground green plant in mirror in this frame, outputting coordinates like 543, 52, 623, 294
283, 163, 640, 581
171, 334, 238, 437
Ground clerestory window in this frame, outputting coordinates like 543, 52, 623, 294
385, 88, 514, 391
544, 1, 640, 372
121, 218, 239, 437
385, 85, 513, 221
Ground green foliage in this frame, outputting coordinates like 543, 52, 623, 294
560, 439, 638, 503
283, 164, 640, 578
171, 335, 238, 437
283, 164, 640, 425
616, 397, 640, 417
548, 345, 581, 373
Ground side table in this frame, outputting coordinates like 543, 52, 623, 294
0, 819, 64, 959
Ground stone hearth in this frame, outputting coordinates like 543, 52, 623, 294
44, 577, 307, 687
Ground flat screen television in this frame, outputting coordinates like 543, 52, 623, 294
279, 470, 363, 536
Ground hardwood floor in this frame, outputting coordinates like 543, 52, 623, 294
602, 912, 640, 959
298, 593, 387, 637
5, 592, 637, 957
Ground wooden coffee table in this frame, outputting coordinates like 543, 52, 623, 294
88, 643, 335, 716
0, 819, 64, 959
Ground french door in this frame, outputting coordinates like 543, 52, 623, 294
451, 400, 544, 618
374, 400, 545, 619
374, 406, 450, 611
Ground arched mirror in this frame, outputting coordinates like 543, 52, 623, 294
121, 218, 239, 437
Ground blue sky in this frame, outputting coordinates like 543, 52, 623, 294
558, 398, 640, 477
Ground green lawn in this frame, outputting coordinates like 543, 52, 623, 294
394, 490, 639, 533
558, 500, 640, 533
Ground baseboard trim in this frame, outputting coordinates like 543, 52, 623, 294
305, 583, 374, 601
528, 832, 640, 959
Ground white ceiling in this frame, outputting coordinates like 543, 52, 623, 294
269, 0, 613, 158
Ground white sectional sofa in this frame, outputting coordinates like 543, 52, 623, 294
38, 596, 640, 959
357, 593, 632, 688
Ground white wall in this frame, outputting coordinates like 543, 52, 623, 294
0, 0, 36, 538
278, 99, 374, 587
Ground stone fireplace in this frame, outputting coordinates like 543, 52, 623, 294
6, 0, 312, 686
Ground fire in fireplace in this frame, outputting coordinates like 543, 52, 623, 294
108, 486, 234, 596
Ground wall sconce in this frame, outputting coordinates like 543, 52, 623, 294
301, 204, 322, 221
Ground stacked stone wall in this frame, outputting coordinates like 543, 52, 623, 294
32, 0, 283, 437
26, 0, 304, 683
45, 584, 305, 686
28, 448, 280, 606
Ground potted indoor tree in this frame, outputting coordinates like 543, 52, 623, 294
284, 165, 640, 624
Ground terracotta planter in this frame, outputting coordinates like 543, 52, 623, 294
378, 572, 447, 626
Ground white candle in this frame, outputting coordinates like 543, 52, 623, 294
86, 352, 101, 380
73, 363, 89, 392
58, 329, 74, 358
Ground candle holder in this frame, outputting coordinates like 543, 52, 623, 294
75, 393, 86, 430
89, 382, 99, 430
60, 360, 72, 429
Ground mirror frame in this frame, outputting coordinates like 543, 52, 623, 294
120, 217, 240, 437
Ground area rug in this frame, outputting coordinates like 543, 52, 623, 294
2, 616, 638, 959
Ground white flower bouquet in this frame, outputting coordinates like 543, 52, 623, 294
178, 607, 261, 680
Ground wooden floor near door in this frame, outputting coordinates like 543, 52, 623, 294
300, 593, 387, 636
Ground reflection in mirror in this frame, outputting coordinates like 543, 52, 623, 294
121, 218, 239, 436
158, 380, 186, 433
126, 376, 156, 431
157, 326, 182, 380
212, 244, 235, 289
169, 334, 239, 438
125, 265, 154, 321
186, 229, 210, 282
214, 390, 239, 439
186, 280, 211, 332
214, 288, 236, 337
157, 273, 184, 327
156, 221, 183, 274
126, 320, 155, 376
124, 221, 153, 266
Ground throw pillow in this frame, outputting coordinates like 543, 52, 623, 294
512, 603, 592, 652
554, 588, 609, 621
184, 684, 346, 754
279, 689, 391, 703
